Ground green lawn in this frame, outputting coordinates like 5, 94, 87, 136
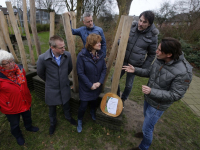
0, 32, 200, 149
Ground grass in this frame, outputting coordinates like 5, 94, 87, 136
1, 32, 200, 149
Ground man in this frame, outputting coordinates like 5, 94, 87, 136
122, 37, 193, 150
67, 11, 107, 58
37, 35, 76, 135
117, 11, 159, 105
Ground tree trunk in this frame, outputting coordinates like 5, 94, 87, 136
76, 0, 83, 23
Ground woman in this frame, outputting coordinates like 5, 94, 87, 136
0, 50, 39, 146
76, 34, 107, 133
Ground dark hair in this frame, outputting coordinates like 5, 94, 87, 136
49, 35, 64, 47
139, 11, 154, 25
160, 37, 182, 61
85, 34, 102, 51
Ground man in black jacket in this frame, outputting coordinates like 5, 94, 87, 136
118, 11, 159, 106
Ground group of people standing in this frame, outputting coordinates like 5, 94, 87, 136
0, 10, 192, 150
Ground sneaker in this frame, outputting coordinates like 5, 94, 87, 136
77, 120, 82, 133
66, 117, 77, 126
16, 136, 25, 146
26, 126, 39, 132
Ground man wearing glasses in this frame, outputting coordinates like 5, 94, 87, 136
37, 35, 76, 135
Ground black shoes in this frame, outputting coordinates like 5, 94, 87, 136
49, 125, 56, 135
66, 117, 77, 126
16, 136, 25, 146
26, 126, 39, 132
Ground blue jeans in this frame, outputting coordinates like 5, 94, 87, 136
116, 69, 135, 100
139, 101, 164, 150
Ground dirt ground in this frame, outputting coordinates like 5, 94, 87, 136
123, 99, 144, 133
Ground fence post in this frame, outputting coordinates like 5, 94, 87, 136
6, 1, 28, 72
111, 16, 133, 94
49, 12, 55, 38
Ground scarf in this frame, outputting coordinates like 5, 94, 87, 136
90, 52, 100, 63
0, 64, 25, 85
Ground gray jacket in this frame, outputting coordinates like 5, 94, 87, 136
134, 53, 193, 111
124, 22, 159, 68
37, 49, 72, 105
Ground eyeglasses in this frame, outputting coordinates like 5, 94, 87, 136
1, 60, 15, 66
56, 46, 66, 50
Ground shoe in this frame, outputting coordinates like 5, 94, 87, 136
77, 120, 82, 133
66, 117, 77, 126
90, 110, 96, 121
49, 125, 56, 135
130, 147, 140, 150
26, 126, 39, 132
16, 136, 25, 146
135, 132, 143, 138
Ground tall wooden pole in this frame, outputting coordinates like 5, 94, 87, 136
0, 11, 19, 62
6, 15, 14, 34
111, 16, 133, 94
102, 15, 125, 91
62, 13, 79, 93
49, 12, 55, 38
30, 0, 41, 57
6, 2, 28, 72
70, 11, 76, 41
23, 0, 35, 65
0, 25, 7, 50
16, 14, 23, 35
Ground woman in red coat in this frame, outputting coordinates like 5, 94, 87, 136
0, 50, 39, 146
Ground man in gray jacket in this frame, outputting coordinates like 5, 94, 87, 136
37, 35, 76, 135
118, 11, 159, 105
123, 37, 193, 150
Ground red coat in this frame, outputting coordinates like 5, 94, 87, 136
0, 68, 32, 114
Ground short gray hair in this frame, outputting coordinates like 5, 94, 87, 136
0, 50, 14, 65
49, 35, 64, 47
82, 12, 93, 21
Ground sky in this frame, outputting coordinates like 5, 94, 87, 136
0, 0, 176, 16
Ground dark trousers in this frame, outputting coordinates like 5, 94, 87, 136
6, 110, 32, 138
78, 100, 97, 120
49, 101, 71, 126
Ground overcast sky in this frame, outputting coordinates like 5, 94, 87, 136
0, 0, 176, 16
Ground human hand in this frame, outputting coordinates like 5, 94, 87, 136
94, 82, 101, 89
91, 84, 96, 90
142, 85, 151, 95
122, 64, 135, 73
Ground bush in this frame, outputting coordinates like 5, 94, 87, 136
28, 24, 50, 33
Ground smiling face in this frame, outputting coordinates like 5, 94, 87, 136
138, 15, 150, 31
1, 59, 15, 70
93, 41, 101, 51
83, 16, 93, 28
51, 40, 65, 57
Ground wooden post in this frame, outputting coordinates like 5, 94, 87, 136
102, 15, 125, 91
30, 0, 41, 57
70, 11, 76, 41
6, 15, 13, 34
0, 11, 19, 62
111, 16, 133, 94
0, 25, 7, 50
23, 0, 35, 65
6, 2, 28, 72
49, 12, 55, 38
16, 14, 23, 35
62, 13, 79, 93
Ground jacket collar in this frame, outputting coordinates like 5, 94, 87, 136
80, 48, 103, 57
44, 48, 68, 60
0, 64, 23, 80
85, 24, 96, 31
157, 53, 185, 65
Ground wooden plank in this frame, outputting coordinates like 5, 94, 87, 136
111, 16, 133, 94
6, 1, 28, 72
23, 0, 35, 65
0, 11, 19, 62
16, 14, 23, 35
62, 13, 79, 93
49, 12, 55, 38
6, 15, 13, 34
102, 15, 125, 91
70, 11, 76, 41
29, 0, 41, 57
0, 25, 7, 50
